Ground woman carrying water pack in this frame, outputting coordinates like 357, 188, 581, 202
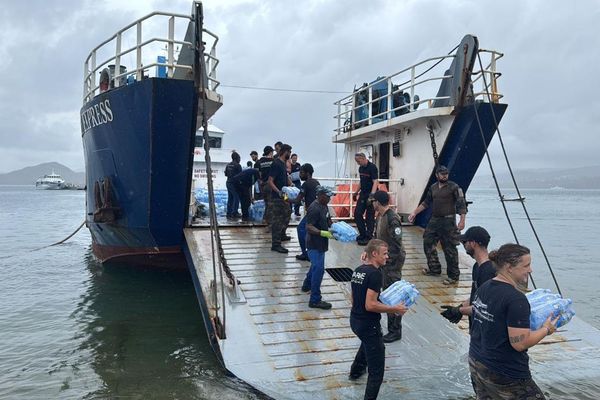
469, 243, 558, 399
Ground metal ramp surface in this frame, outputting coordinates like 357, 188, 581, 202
185, 225, 600, 400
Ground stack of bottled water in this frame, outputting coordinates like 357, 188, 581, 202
379, 280, 420, 307
526, 288, 575, 330
194, 188, 228, 216
249, 200, 265, 221
330, 221, 359, 242
282, 186, 300, 201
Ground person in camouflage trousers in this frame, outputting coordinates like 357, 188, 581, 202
372, 190, 406, 343
408, 165, 467, 285
268, 144, 293, 253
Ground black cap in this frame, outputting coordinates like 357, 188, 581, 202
459, 226, 491, 246
372, 190, 389, 205
436, 165, 449, 173
263, 145, 274, 155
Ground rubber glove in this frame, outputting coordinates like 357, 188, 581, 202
440, 305, 463, 324
320, 230, 334, 239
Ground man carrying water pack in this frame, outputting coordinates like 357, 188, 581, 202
349, 239, 408, 400
372, 190, 406, 343
408, 165, 467, 285
440, 226, 496, 326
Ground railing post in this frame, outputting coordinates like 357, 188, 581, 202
83, 61, 89, 102
410, 66, 415, 111
387, 78, 392, 119
91, 52, 96, 99
209, 46, 217, 90
490, 53, 498, 103
168, 16, 175, 78
337, 102, 341, 135
368, 87, 373, 125
115, 33, 122, 87
136, 21, 143, 81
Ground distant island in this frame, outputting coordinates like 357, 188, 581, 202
0, 162, 85, 186
471, 165, 600, 189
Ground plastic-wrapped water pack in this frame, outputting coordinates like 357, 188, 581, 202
249, 200, 265, 222
330, 221, 359, 242
526, 288, 575, 330
379, 280, 420, 307
282, 186, 300, 201
194, 188, 229, 216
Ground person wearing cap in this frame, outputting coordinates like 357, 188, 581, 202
372, 190, 406, 343
294, 163, 320, 261
302, 185, 335, 309
268, 143, 293, 253
408, 165, 467, 285
224, 151, 242, 219
257, 146, 274, 225
353, 153, 379, 245
440, 226, 496, 326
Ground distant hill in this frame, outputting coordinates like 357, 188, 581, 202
0, 162, 85, 185
471, 165, 600, 189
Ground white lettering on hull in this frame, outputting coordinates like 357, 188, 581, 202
81, 99, 113, 133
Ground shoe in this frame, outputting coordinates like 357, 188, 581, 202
422, 268, 441, 276
232, 212, 242, 217
348, 370, 366, 381
357, 238, 369, 246
383, 332, 402, 343
309, 300, 332, 310
271, 246, 289, 254
294, 212, 301, 217
301, 286, 310, 293
281, 235, 292, 242
241, 216, 251, 221
443, 277, 459, 285
295, 254, 310, 261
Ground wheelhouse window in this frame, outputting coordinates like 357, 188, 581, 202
195, 136, 222, 148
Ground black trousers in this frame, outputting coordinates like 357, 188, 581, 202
350, 317, 385, 400
354, 193, 375, 239
235, 183, 252, 218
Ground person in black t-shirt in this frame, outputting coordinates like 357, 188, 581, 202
440, 226, 496, 326
349, 239, 408, 400
352, 153, 379, 246
224, 152, 242, 218
294, 163, 320, 261
301, 186, 334, 309
232, 168, 260, 221
290, 154, 302, 216
268, 144, 293, 253
469, 243, 558, 399
257, 146, 274, 224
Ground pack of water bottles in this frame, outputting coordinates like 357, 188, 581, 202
282, 186, 300, 201
526, 288, 575, 330
194, 188, 228, 216
330, 221, 359, 242
249, 200, 265, 221
379, 280, 420, 307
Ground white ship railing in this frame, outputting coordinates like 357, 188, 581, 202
82, 11, 219, 103
314, 177, 403, 220
333, 49, 503, 135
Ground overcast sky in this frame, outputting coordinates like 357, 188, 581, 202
1, 0, 599, 174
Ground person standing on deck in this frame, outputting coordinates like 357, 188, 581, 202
268, 144, 293, 253
440, 226, 496, 325
301, 186, 335, 309
408, 165, 467, 285
232, 168, 260, 222
349, 239, 408, 400
290, 153, 302, 217
469, 243, 557, 399
372, 190, 406, 343
352, 153, 379, 246
294, 163, 320, 262
225, 151, 242, 219
257, 146, 274, 225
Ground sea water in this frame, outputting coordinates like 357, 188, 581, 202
1, 186, 600, 399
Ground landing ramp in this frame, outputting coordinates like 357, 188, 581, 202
185, 224, 600, 400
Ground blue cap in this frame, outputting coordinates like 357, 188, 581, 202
315, 186, 334, 197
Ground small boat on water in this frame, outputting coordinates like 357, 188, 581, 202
35, 171, 65, 190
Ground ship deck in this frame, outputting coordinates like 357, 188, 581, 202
184, 223, 600, 400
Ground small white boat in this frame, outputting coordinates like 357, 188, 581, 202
35, 171, 65, 190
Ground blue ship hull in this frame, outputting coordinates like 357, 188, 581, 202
415, 101, 508, 227
81, 78, 197, 267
